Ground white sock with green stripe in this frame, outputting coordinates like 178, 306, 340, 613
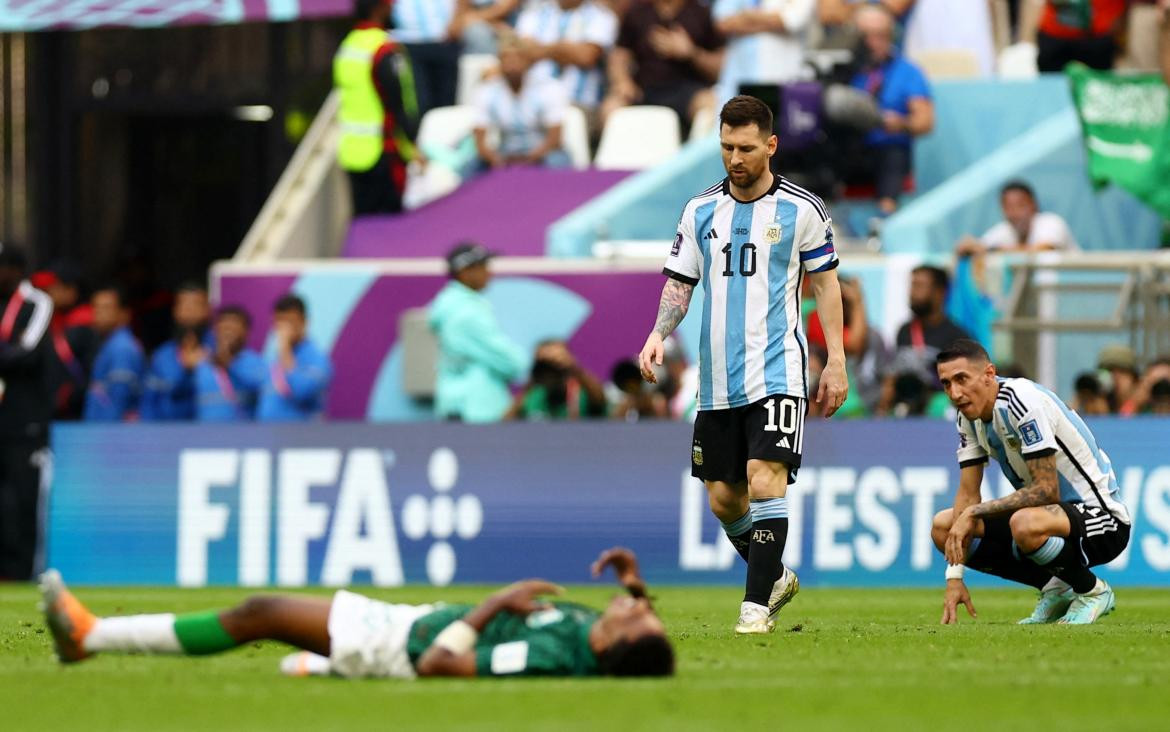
83, 611, 238, 655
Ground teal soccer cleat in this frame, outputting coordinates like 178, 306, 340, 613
1057, 583, 1116, 625
1018, 586, 1075, 624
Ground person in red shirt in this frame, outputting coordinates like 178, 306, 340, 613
1036, 0, 1130, 73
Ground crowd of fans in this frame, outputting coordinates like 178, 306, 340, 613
349, 1, 1167, 216
1, 245, 333, 425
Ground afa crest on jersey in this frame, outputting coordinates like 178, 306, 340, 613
764, 223, 782, 244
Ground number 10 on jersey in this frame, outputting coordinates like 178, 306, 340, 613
721, 242, 757, 277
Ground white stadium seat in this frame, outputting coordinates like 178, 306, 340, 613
594, 105, 681, 171
456, 53, 499, 107
560, 105, 591, 170
997, 43, 1039, 79
416, 105, 477, 151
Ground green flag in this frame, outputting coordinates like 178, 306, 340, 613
1068, 63, 1170, 219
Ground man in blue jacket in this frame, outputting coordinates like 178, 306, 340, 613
257, 295, 333, 421
140, 283, 213, 421
192, 306, 267, 421
428, 242, 527, 422
83, 286, 145, 422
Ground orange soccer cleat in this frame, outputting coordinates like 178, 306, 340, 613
39, 570, 97, 663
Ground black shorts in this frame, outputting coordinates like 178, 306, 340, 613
974, 502, 1131, 570
691, 394, 806, 485
1059, 502, 1130, 568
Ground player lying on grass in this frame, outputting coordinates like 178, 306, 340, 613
932, 339, 1131, 625
40, 547, 674, 678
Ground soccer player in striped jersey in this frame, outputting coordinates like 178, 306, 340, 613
638, 95, 849, 635
933, 339, 1132, 625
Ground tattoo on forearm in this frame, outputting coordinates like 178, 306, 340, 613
969, 455, 1059, 519
653, 279, 694, 339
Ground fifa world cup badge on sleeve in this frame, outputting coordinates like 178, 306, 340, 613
671, 232, 682, 257
764, 224, 781, 244
1020, 420, 1043, 446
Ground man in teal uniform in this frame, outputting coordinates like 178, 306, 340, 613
41, 548, 673, 679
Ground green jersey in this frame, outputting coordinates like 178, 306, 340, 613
406, 601, 601, 677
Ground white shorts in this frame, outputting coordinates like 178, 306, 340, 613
327, 590, 434, 679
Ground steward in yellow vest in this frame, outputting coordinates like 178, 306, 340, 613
334, 0, 420, 215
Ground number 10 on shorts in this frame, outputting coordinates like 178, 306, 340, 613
763, 397, 798, 434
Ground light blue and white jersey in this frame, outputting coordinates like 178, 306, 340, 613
955, 377, 1131, 523
712, 0, 815, 106
392, 0, 457, 43
516, 0, 617, 109
663, 176, 838, 411
473, 75, 569, 156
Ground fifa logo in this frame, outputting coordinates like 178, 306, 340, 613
753, 529, 775, 543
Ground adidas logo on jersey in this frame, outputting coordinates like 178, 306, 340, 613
776, 436, 792, 449
704, 229, 719, 240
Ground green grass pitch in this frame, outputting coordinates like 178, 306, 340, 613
3, 584, 1168, 731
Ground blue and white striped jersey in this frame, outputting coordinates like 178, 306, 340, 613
663, 176, 838, 411
516, 0, 617, 109
392, 0, 456, 43
955, 377, 1131, 523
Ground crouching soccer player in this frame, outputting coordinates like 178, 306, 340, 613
933, 339, 1131, 625
40, 547, 673, 678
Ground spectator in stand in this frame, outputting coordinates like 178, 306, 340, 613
336, 0, 422, 216
516, 0, 619, 127
428, 242, 528, 422
880, 265, 969, 416
392, 0, 461, 116
473, 35, 572, 169
190, 307, 268, 422
452, 0, 524, 55
1122, 355, 1170, 416
602, 0, 724, 133
1096, 343, 1139, 415
846, 5, 933, 215
808, 276, 891, 416
1072, 371, 1112, 415
140, 283, 213, 421
658, 336, 698, 421
608, 358, 668, 421
0, 242, 54, 581
1036, 0, 1128, 72
256, 295, 333, 421
507, 339, 608, 420
956, 180, 1079, 257
83, 286, 145, 422
713, 0, 815, 107
1149, 377, 1170, 415
31, 261, 95, 420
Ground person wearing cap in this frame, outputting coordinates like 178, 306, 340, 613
257, 295, 334, 422
335, 0, 422, 216
1097, 343, 1139, 416
31, 260, 96, 420
428, 243, 527, 422
0, 242, 55, 580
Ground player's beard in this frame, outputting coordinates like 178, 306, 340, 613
728, 167, 760, 190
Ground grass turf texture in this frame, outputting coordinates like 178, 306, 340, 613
3, 585, 1169, 731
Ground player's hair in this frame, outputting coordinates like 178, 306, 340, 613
936, 339, 990, 366
175, 281, 208, 296
217, 304, 252, 329
273, 294, 307, 317
597, 633, 675, 677
1000, 179, 1036, 203
719, 95, 773, 136
912, 265, 949, 293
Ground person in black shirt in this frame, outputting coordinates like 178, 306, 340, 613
881, 265, 970, 416
0, 242, 55, 580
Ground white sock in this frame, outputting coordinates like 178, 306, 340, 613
1084, 578, 1107, 596
1041, 576, 1071, 593
84, 614, 183, 654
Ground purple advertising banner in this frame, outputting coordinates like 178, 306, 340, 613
343, 168, 632, 259
213, 263, 676, 421
1, 0, 349, 31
